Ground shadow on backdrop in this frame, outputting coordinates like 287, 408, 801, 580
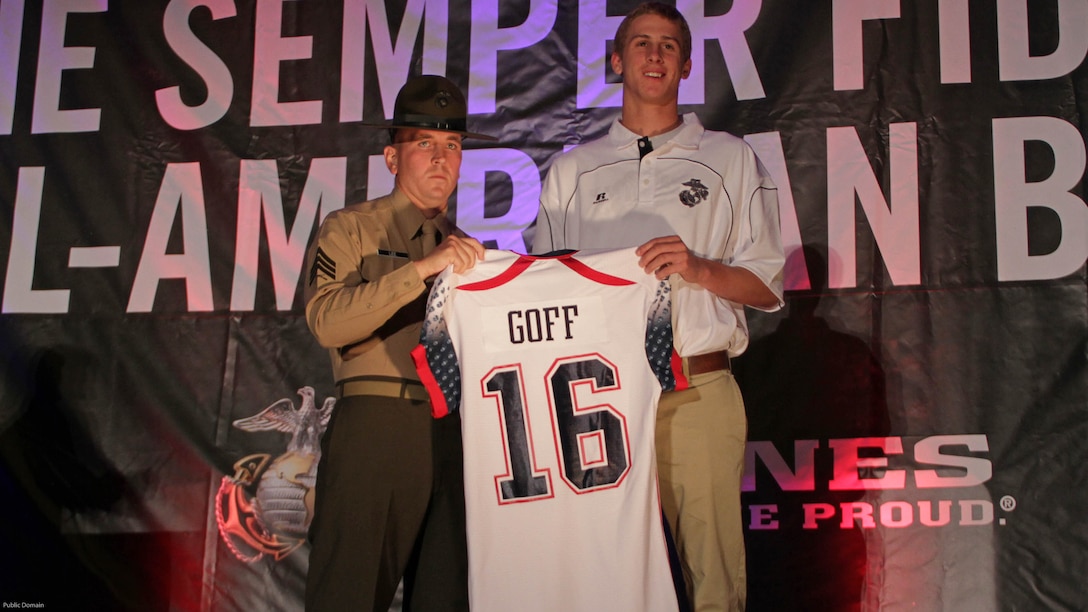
735, 245, 891, 612
0, 347, 132, 607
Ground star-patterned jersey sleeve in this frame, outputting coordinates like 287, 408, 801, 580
646, 278, 688, 392
412, 272, 462, 418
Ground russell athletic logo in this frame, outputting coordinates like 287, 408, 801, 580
216, 386, 334, 562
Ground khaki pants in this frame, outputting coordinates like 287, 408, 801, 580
657, 370, 748, 612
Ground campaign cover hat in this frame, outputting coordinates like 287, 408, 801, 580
364, 74, 497, 141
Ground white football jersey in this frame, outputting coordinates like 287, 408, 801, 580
413, 248, 687, 612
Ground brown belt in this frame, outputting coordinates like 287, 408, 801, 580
682, 350, 731, 376
339, 378, 430, 401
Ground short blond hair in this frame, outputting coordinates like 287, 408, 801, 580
613, 2, 692, 64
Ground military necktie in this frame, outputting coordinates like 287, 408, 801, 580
421, 220, 441, 256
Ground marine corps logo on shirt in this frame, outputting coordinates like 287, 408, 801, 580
678, 178, 709, 207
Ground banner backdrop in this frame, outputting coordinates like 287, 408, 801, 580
1, 0, 1085, 610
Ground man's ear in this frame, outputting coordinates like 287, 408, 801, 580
384, 145, 398, 174
681, 58, 692, 80
610, 52, 624, 77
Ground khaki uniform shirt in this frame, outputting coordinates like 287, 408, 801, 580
304, 188, 451, 383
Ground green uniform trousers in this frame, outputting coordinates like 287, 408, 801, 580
305, 394, 468, 611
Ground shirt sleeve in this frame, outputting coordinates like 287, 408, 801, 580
304, 212, 428, 349
730, 149, 786, 311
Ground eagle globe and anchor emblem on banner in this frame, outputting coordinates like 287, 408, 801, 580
216, 386, 334, 562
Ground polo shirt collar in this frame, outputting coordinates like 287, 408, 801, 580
608, 112, 705, 152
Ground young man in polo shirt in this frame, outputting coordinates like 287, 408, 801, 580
533, 3, 785, 610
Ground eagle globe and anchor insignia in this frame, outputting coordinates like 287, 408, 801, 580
216, 386, 334, 562
678, 178, 709, 207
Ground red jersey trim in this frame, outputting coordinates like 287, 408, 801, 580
670, 350, 689, 391
559, 254, 635, 286
460, 256, 534, 291
411, 344, 450, 418
462, 252, 636, 292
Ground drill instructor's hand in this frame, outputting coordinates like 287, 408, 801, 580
414, 235, 486, 278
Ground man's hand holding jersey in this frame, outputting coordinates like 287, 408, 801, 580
414, 235, 487, 279
636, 235, 779, 309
